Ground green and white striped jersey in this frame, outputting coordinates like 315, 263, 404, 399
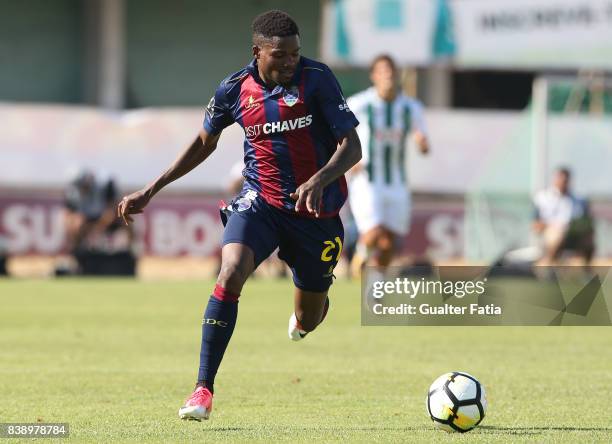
347, 87, 427, 187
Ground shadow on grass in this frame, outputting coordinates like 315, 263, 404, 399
200, 426, 431, 433
478, 425, 612, 436
200, 427, 247, 432
200, 425, 612, 436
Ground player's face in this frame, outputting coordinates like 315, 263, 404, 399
370, 59, 397, 93
254, 35, 301, 87
554, 171, 570, 194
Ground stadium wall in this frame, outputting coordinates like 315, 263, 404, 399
0, 0, 322, 107
1, 104, 611, 195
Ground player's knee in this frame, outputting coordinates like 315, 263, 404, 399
361, 227, 382, 247
217, 261, 249, 294
377, 233, 394, 252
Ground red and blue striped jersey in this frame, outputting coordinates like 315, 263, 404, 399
203, 57, 359, 218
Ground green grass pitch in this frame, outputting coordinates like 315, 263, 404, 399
1, 278, 612, 443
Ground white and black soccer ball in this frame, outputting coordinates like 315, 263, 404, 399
426, 372, 487, 433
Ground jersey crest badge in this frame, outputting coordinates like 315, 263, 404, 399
282, 87, 300, 107
234, 197, 252, 212
233, 190, 258, 212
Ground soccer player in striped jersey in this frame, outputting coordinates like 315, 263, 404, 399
347, 55, 429, 276
117, 10, 361, 421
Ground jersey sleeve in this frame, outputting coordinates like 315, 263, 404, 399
409, 100, 428, 136
203, 81, 235, 135
316, 67, 359, 140
347, 94, 366, 127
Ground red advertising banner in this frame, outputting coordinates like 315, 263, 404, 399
0, 191, 464, 259
1, 191, 610, 259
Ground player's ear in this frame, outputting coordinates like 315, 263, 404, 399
252, 45, 260, 59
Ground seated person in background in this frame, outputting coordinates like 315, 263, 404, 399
62, 170, 135, 275
0, 243, 6, 276
533, 167, 595, 265
64, 170, 120, 252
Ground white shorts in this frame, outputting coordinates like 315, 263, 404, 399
348, 174, 411, 236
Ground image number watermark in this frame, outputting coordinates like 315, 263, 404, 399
0, 423, 69, 438
362, 266, 612, 326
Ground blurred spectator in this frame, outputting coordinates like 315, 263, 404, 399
64, 170, 118, 251
0, 237, 6, 276
533, 167, 595, 265
60, 170, 136, 275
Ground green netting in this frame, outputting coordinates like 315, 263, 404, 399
549, 83, 612, 114
464, 112, 534, 261
464, 77, 612, 262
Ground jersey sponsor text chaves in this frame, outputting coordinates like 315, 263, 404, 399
245, 115, 313, 138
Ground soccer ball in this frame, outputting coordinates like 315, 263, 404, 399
426, 372, 487, 433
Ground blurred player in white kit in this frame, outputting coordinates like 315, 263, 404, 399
347, 55, 429, 276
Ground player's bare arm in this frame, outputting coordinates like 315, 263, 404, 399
347, 156, 365, 177
117, 129, 221, 225
291, 127, 361, 217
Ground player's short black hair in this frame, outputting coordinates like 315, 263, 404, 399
370, 54, 397, 72
252, 10, 299, 44
556, 166, 572, 178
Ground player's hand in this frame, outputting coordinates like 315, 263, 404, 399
414, 131, 429, 154
117, 188, 152, 225
290, 178, 323, 217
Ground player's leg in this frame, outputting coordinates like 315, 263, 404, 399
579, 232, 595, 265
353, 224, 399, 267
196, 242, 254, 388
279, 213, 343, 341
540, 225, 567, 265
179, 243, 255, 421
372, 187, 411, 269
361, 189, 410, 293
288, 288, 330, 340
216, 242, 255, 293
372, 227, 396, 268
179, 195, 279, 421
348, 175, 381, 277
64, 211, 90, 251
355, 226, 392, 297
